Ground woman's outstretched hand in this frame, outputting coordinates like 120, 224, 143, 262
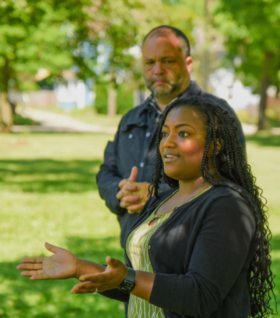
70, 256, 128, 294
16, 242, 78, 280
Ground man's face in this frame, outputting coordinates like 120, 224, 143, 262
142, 33, 192, 101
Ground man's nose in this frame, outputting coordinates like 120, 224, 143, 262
153, 62, 164, 74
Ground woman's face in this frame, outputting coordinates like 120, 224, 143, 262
160, 106, 210, 182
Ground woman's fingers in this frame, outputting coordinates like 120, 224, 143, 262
70, 281, 111, 294
44, 242, 61, 254
20, 257, 44, 264
72, 257, 127, 294
20, 269, 43, 276
17, 262, 43, 270
127, 202, 144, 214
79, 273, 104, 283
30, 273, 50, 280
71, 281, 96, 294
20, 269, 50, 280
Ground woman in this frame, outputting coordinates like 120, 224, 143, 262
17, 96, 274, 318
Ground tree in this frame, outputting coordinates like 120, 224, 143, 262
0, 0, 90, 130
214, 0, 280, 130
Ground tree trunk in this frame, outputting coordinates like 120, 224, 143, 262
258, 77, 269, 131
257, 52, 273, 131
0, 92, 13, 133
0, 58, 13, 132
201, 0, 212, 91
107, 83, 117, 117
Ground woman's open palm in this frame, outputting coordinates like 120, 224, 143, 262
17, 242, 78, 280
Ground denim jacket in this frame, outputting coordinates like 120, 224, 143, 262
96, 81, 245, 247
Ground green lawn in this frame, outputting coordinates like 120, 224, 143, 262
0, 132, 279, 317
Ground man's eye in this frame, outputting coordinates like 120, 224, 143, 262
165, 60, 174, 64
146, 61, 154, 65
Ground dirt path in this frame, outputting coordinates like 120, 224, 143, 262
12, 108, 117, 134
12, 107, 261, 135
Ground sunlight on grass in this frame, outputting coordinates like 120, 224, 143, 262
0, 132, 279, 317
0, 133, 124, 318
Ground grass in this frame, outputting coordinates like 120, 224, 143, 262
0, 132, 279, 317
0, 133, 125, 318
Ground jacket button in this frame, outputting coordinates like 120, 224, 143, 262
128, 133, 133, 139
146, 132, 151, 137
140, 162, 144, 168
148, 245, 151, 249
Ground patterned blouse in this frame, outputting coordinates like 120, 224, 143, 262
126, 190, 178, 318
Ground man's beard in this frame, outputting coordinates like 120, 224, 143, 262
144, 77, 182, 98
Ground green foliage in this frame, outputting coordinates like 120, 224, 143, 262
0, 0, 90, 92
13, 114, 40, 126
94, 83, 108, 114
116, 83, 134, 115
19, 81, 40, 91
214, 0, 280, 91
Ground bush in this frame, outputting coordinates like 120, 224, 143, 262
13, 114, 40, 126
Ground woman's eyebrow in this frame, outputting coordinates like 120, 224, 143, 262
162, 123, 195, 129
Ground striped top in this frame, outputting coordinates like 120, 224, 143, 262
126, 190, 178, 318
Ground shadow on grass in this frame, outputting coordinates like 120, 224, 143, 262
0, 236, 124, 318
1, 233, 280, 317
271, 234, 280, 315
271, 234, 280, 252
0, 159, 102, 193
246, 134, 280, 147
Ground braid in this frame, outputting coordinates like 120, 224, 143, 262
140, 95, 275, 317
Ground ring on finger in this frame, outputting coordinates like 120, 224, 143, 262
93, 288, 98, 294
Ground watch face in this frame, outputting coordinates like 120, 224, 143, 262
118, 268, 136, 293
118, 281, 135, 293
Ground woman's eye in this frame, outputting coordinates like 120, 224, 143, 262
161, 132, 168, 138
179, 131, 189, 137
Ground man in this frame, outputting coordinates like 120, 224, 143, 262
96, 25, 245, 248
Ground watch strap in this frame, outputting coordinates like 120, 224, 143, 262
118, 267, 136, 293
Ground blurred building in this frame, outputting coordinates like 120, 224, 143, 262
209, 68, 260, 112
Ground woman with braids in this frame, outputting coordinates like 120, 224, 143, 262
17, 96, 274, 318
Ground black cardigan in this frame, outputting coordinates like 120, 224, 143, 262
102, 187, 256, 318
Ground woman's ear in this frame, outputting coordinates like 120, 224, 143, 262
216, 138, 224, 155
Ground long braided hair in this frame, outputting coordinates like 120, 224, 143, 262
145, 95, 275, 317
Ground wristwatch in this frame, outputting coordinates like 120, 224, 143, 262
118, 268, 136, 293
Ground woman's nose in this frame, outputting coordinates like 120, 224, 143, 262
163, 134, 176, 148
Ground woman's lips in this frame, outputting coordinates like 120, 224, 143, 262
163, 154, 179, 162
